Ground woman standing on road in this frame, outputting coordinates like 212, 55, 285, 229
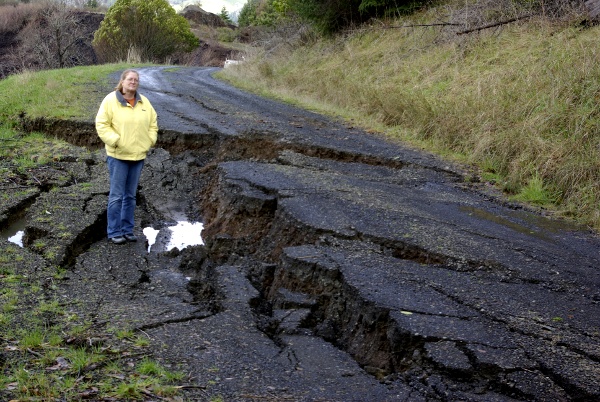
96, 69, 158, 245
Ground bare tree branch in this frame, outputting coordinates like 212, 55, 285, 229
387, 22, 463, 29
456, 14, 533, 35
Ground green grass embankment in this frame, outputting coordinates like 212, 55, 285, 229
0, 63, 141, 168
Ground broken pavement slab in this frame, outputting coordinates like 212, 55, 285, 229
2, 66, 599, 400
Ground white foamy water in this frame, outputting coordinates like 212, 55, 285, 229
144, 221, 204, 252
8, 230, 24, 247
143, 227, 160, 252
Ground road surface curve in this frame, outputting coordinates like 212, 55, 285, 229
25, 66, 596, 401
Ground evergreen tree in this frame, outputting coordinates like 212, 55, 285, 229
220, 6, 232, 24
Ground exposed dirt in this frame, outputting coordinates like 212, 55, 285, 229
180, 5, 237, 30
1, 67, 600, 401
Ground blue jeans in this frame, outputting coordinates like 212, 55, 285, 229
106, 156, 144, 238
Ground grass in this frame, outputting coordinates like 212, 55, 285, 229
0, 62, 146, 123
0, 239, 189, 400
0, 63, 146, 185
0, 124, 84, 177
218, 7, 600, 229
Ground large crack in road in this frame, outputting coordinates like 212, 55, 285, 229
1, 66, 599, 401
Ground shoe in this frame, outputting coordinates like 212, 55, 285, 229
110, 236, 126, 245
124, 234, 138, 242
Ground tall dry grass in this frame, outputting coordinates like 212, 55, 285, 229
0, 2, 46, 33
220, 5, 600, 228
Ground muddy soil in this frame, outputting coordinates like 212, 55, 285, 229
1, 67, 599, 401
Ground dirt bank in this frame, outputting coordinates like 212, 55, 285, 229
1, 67, 599, 401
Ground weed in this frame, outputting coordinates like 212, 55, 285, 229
134, 335, 150, 348
115, 328, 135, 339
13, 368, 55, 399
3, 275, 23, 285
0, 255, 14, 270
104, 359, 124, 374
137, 358, 163, 375
38, 299, 62, 315
512, 174, 557, 206
19, 328, 46, 349
58, 231, 72, 239
68, 324, 91, 337
164, 368, 186, 382
32, 240, 46, 250
114, 380, 146, 399
47, 332, 63, 346
153, 384, 179, 396
44, 250, 57, 260
53, 266, 67, 279
0, 312, 11, 326
66, 347, 101, 373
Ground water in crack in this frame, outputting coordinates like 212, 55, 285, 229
3, 218, 26, 247
144, 221, 204, 252
8, 231, 24, 247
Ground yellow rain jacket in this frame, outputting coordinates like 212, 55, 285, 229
96, 91, 158, 161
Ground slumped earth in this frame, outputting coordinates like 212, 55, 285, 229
1, 67, 599, 401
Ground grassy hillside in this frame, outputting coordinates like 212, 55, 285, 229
218, 4, 600, 230
0, 63, 135, 121
0, 63, 136, 174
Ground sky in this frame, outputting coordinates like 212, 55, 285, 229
171, 0, 247, 14
204, 0, 246, 14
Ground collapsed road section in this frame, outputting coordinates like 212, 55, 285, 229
2, 66, 599, 401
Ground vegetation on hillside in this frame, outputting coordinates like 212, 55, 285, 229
0, 1, 102, 75
92, 0, 199, 63
238, 0, 431, 32
221, 0, 600, 229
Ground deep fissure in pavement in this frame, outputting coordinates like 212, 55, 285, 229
9, 118, 598, 401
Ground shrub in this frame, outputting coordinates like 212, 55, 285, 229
239, 0, 432, 33
217, 27, 236, 42
92, 0, 199, 63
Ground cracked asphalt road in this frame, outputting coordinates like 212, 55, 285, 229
140, 66, 600, 401
3, 66, 599, 401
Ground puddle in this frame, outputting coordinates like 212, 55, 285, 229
2, 215, 203, 252
460, 206, 586, 241
2, 218, 27, 247
8, 231, 24, 247
144, 227, 160, 251
144, 221, 204, 252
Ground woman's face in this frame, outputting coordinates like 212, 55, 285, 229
122, 72, 139, 93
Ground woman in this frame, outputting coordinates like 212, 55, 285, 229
96, 69, 158, 245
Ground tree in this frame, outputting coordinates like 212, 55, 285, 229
92, 0, 199, 63
219, 6, 232, 24
272, 0, 430, 34
238, 0, 283, 27
238, 0, 260, 27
